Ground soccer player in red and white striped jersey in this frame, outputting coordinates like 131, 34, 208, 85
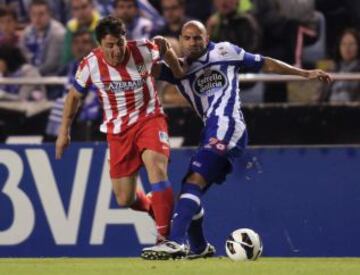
56, 16, 182, 242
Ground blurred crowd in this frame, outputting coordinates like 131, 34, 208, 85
0, 0, 359, 138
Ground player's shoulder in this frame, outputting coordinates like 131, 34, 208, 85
129, 39, 157, 50
211, 41, 244, 59
78, 48, 100, 69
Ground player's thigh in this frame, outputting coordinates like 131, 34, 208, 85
142, 149, 169, 183
107, 132, 142, 178
111, 174, 138, 206
137, 117, 170, 182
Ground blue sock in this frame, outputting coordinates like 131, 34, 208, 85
188, 207, 207, 253
169, 183, 202, 244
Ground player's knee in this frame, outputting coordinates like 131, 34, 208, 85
144, 157, 168, 180
115, 194, 134, 207
186, 172, 207, 188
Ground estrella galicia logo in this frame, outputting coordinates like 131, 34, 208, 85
193, 68, 227, 96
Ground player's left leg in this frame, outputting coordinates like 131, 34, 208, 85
142, 149, 174, 240
138, 116, 174, 240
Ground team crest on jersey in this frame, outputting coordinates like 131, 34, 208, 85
136, 64, 147, 76
193, 69, 228, 97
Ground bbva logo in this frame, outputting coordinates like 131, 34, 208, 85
0, 148, 156, 246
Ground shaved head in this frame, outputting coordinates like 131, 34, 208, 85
180, 20, 209, 59
181, 20, 207, 36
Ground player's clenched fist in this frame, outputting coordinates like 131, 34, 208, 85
152, 35, 170, 56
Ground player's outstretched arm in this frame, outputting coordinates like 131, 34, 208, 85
55, 88, 82, 159
152, 36, 186, 78
262, 57, 332, 83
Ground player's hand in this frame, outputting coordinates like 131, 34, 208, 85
55, 132, 70, 159
305, 69, 332, 84
152, 35, 170, 57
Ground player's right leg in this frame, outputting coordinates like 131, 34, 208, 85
107, 129, 153, 217
111, 175, 152, 216
141, 148, 231, 260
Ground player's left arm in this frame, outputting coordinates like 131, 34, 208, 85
262, 57, 332, 83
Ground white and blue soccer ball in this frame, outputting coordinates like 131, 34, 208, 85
225, 228, 263, 261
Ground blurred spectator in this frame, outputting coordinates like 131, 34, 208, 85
321, 29, 360, 102
94, 0, 113, 17
137, 0, 165, 32
316, 0, 360, 55
48, 0, 68, 25
46, 29, 99, 139
0, 44, 45, 101
19, 0, 65, 76
252, 0, 316, 102
152, 0, 190, 38
61, 0, 100, 65
113, 0, 153, 40
0, 0, 30, 24
0, 5, 19, 46
185, 0, 212, 23
207, 0, 261, 52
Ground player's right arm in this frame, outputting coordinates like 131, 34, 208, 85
55, 88, 82, 159
56, 58, 91, 159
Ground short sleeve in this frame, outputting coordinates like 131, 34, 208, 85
72, 59, 91, 95
146, 40, 160, 64
232, 44, 264, 72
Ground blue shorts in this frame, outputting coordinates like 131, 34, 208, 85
185, 130, 248, 184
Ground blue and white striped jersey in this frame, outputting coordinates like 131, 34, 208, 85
159, 41, 264, 150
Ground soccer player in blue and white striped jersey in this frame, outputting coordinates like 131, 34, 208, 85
142, 20, 332, 260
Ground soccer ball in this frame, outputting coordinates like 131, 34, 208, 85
225, 228, 263, 261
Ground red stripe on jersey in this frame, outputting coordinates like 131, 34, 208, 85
144, 41, 162, 113
116, 44, 136, 129
129, 43, 152, 118
151, 76, 161, 113
96, 89, 106, 123
97, 54, 118, 134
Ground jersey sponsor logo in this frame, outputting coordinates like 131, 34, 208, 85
193, 68, 227, 97
105, 79, 145, 93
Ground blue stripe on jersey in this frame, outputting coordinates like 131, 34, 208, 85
223, 67, 239, 143
203, 63, 231, 140
187, 73, 204, 116
177, 82, 197, 113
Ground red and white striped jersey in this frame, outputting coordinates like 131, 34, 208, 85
73, 39, 164, 134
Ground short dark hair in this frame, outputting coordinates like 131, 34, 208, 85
113, 0, 138, 8
161, 0, 185, 7
29, 0, 51, 12
95, 16, 126, 43
0, 45, 27, 73
0, 5, 17, 20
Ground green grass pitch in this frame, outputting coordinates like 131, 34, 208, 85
1, 258, 359, 275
